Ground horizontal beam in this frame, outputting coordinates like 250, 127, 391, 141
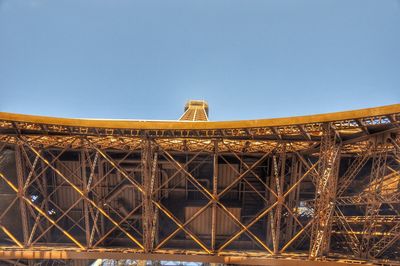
0, 249, 393, 265
1, 104, 399, 130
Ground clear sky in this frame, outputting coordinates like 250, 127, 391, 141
0, 0, 399, 121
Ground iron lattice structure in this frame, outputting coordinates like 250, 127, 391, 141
0, 102, 399, 266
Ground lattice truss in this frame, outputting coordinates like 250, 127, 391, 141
0, 112, 399, 265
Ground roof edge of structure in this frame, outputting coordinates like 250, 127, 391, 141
0, 103, 399, 130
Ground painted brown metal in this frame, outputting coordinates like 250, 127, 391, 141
0, 104, 398, 129
0, 104, 399, 265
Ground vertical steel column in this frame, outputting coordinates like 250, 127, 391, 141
276, 147, 286, 254
142, 138, 152, 252
211, 140, 218, 252
266, 157, 273, 247
15, 145, 29, 247
150, 148, 159, 250
271, 147, 286, 254
142, 138, 158, 252
310, 123, 341, 259
360, 137, 388, 259
81, 149, 91, 247
285, 155, 300, 244
97, 157, 105, 241
39, 159, 51, 242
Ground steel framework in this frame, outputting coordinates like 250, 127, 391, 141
0, 102, 399, 266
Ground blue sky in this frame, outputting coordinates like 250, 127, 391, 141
0, 0, 399, 121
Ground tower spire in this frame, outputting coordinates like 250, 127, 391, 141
179, 100, 209, 121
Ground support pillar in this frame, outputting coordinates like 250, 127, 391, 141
211, 140, 218, 252
142, 138, 158, 252
15, 145, 29, 247
81, 149, 91, 248
360, 136, 389, 259
310, 123, 341, 259
271, 147, 286, 254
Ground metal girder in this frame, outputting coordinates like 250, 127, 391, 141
360, 144, 388, 259
211, 140, 218, 252
270, 149, 286, 254
142, 139, 158, 252
334, 208, 359, 255
1, 104, 398, 142
369, 221, 400, 258
1, 249, 394, 266
310, 123, 341, 259
15, 146, 29, 247
336, 144, 372, 197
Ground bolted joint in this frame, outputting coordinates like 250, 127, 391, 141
277, 196, 284, 204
